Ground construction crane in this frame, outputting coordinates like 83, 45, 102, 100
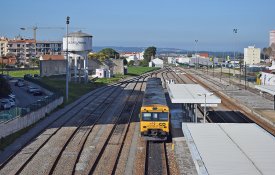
20, 26, 65, 41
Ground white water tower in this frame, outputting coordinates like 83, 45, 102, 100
63, 31, 93, 82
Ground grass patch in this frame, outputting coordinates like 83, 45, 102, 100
127, 66, 160, 76
5, 69, 40, 78
39, 77, 106, 106
94, 74, 127, 84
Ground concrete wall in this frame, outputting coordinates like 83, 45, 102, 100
87, 59, 102, 75
0, 97, 63, 138
40, 60, 67, 77
112, 59, 125, 75
40, 59, 125, 77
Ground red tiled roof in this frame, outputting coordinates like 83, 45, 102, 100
0, 57, 16, 65
41, 55, 64, 60
8, 39, 36, 43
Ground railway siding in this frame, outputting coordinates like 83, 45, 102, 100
180, 67, 275, 135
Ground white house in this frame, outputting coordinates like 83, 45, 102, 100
126, 55, 138, 63
149, 58, 164, 68
168, 57, 177, 64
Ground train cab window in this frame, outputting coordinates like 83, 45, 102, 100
158, 113, 168, 121
142, 112, 168, 121
142, 113, 152, 121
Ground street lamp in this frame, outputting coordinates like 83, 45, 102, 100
233, 28, 238, 77
197, 92, 213, 123
66, 16, 70, 102
195, 40, 198, 69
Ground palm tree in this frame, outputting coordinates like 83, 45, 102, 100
263, 47, 267, 60
267, 47, 273, 59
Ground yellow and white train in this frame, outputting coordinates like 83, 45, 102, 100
140, 77, 170, 141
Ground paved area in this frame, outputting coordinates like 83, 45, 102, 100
9, 79, 51, 108
0, 86, 102, 164
173, 137, 197, 175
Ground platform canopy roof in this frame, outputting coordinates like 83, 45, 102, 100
167, 84, 221, 104
255, 85, 275, 96
182, 123, 275, 175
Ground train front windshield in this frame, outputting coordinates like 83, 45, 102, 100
142, 112, 168, 121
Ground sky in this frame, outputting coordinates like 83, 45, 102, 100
0, 0, 275, 52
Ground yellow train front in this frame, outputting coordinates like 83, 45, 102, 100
140, 77, 170, 141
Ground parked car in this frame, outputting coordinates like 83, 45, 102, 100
7, 98, 15, 107
24, 74, 32, 78
0, 74, 12, 80
27, 86, 40, 93
33, 89, 43, 96
17, 81, 25, 87
15, 79, 24, 86
0, 99, 11, 110
8, 94, 16, 101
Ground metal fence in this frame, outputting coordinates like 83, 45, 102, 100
0, 76, 62, 123
0, 94, 60, 124
0, 107, 22, 123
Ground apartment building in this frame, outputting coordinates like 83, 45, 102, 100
5, 36, 63, 64
270, 30, 275, 46
244, 46, 261, 65
36, 41, 62, 56
7, 37, 36, 64
0, 37, 8, 56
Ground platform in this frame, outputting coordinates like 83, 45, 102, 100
255, 85, 275, 95
182, 123, 275, 175
167, 84, 221, 105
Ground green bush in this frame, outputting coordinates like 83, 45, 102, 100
0, 77, 11, 98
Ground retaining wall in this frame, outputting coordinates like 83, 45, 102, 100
0, 97, 63, 138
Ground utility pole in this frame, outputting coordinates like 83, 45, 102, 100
198, 93, 213, 123
66, 16, 70, 102
244, 62, 247, 90
229, 65, 231, 85
233, 28, 238, 77
220, 64, 222, 82
212, 60, 214, 78
239, 62, 242, 83
195, 40, 198, 70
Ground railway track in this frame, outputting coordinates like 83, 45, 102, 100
179, 67, 275, 135
87, 76, 145, 174
168, 67, 255, 124
1, 82, 129, 174
0, 68, 181, 175
0, 81, 126, 170
0, 69, 166, 174
145, 142, 169, 175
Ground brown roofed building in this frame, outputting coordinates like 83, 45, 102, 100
7, 36, 36, 64
0, 55, 17, 65
40, 54, 64, 60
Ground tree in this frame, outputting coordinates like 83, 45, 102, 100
88, 52, 108, 62
98, 48, 119, 59
271, 43, 275, 60
139, 59, 149, 67
128, 60, 134, 66
263, 47, 267, 60
0, 77, 11, 98
143, 46, 157, 66
123, 58, 128, 65
266, 47, 273, 58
